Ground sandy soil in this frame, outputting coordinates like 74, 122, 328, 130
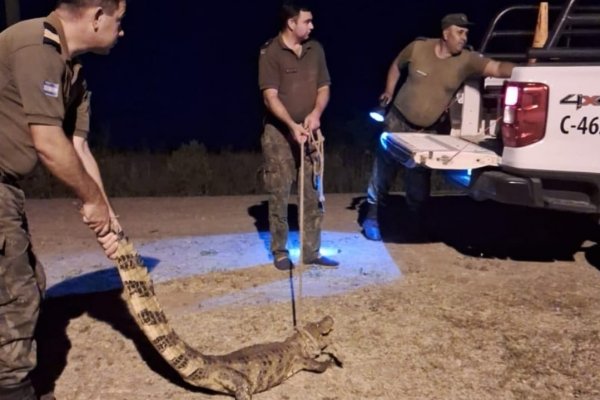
26, 194, 600, 400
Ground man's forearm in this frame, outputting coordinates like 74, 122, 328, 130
484, 60, 516, 78
263, 90, 296, 128
30, 125, 104, 204
73, 136, 115, 215
498, 61, 516, 78
311, 86, 330, 119
384, 63, 401, 96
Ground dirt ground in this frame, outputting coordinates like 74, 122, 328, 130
25, 194, 600, 400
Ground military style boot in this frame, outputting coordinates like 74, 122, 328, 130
362, 203, 382, 241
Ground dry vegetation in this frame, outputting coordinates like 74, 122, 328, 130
20, 142, 455, 198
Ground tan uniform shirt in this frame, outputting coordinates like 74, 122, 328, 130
0, 12, 90, 179
393, 38, 491, 127
258, 35, 331, 123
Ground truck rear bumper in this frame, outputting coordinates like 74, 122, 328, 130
468, 168, 600, 214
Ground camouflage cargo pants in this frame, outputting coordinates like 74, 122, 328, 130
0, 183, 45, 396
261, 123, 323, 261
366, 106, 450, 212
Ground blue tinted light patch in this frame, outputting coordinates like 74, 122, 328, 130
444, 169, 472, 187
379, 132, 391, 151
45, 231, 402, 306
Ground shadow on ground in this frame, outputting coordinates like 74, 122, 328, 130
32, 289, 214, 398
248, 200, 299, 233
248, 200, 299, 256
584, 244, 600, 272
352, 193, 600, 263
46, 256, 160, 298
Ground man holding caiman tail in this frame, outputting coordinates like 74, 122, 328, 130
259, 1, 338, 270
0, 1, 125, 398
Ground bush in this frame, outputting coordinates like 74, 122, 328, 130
20, 141, 459, 198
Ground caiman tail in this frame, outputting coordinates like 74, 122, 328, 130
114, 234, 208, 383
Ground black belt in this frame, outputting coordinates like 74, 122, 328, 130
390, 106, 449, 132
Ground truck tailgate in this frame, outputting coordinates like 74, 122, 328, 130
382, 132, 501, 170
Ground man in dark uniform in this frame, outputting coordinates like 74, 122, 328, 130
0, 1, 125, 398
362, 13, 516, 241
258, 2, 338, 270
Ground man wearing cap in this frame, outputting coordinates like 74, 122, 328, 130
361, 13, 515, 241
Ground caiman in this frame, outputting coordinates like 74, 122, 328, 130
114, 234, 342, 399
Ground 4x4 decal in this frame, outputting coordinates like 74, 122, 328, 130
560, 94, 600, 109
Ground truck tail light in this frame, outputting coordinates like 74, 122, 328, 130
501, 81, 549, 147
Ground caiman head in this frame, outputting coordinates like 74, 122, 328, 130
296, 316, 334, 357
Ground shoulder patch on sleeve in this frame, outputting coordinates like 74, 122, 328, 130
260, 37, 275, 55
43, 22, 61, 54
42, 80, 60, 98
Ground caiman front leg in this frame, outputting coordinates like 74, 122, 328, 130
297, 357, 336, 373
323, 343, 344, 367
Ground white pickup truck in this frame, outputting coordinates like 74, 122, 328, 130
383, 0, 600, 216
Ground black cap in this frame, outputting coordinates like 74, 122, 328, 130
441, 13, 474, 30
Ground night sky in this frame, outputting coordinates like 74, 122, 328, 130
14, 0, 549, 151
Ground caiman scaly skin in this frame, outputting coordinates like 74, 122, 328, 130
114, 234, 341, 400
